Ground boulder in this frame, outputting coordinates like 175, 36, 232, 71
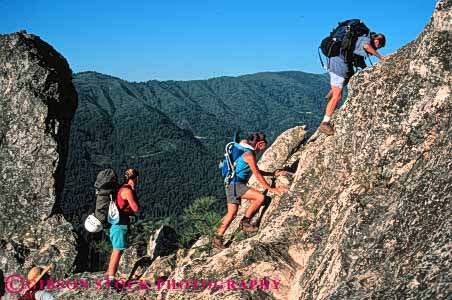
0, 31, 78, 289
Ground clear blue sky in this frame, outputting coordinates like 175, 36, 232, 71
1, 0, 437, 82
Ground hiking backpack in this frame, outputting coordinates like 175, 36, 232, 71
319, 19, 370, 66
93, 168, 119, 226
219, 133, 252, 186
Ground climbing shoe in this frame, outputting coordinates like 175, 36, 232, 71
100, 277, 124, 292
240, 218, 259, 233
319, 122, 334, 136
212, 235, 226, 249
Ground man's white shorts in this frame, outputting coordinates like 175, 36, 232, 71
329, 72, 345, 88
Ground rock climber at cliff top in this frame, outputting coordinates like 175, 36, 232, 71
319, 20, 387, 136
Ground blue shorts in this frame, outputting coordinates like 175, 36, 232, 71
110, 224, 128, 250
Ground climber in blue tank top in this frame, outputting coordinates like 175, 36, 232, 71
212, 132, 289, 249
231, 143, 253, 183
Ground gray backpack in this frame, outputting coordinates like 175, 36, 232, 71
93, 169, 119, 225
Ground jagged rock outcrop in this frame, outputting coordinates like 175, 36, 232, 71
54, 0, 451, 299
0, 30, 78, 290
147, 225, 179, 259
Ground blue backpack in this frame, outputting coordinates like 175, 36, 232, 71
219, 134, 251, 185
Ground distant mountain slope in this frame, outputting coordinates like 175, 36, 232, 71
62, 71, 329, 228
76, 71, 328, 146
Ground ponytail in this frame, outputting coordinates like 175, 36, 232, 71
123, 168, 139, 185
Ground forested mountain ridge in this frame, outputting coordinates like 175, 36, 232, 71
75, 70, 328, 146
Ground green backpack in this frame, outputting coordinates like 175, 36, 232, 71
93, 169, 119, 225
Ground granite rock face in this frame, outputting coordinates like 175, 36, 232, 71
0, 31, 78, 289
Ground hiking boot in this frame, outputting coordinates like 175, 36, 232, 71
212, 235, 226, 249
100, 277, 124, 292
111, 279, 126, 292
319, 122, 334, 136
240, 219, 259, 233
100, 277, 115, 288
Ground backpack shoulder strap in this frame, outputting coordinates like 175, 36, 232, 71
235, 145, 254, 163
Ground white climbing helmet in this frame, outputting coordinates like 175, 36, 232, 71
84, 214, 103, 233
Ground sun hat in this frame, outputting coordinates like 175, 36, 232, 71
25, 263, 54, 292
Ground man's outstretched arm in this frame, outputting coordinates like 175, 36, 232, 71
363, 43, 385, 60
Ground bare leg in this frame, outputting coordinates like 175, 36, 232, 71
217, 203, 239, 236
325, 86, 343, 117
107, 250, 123, 277
241, 188, 265, 218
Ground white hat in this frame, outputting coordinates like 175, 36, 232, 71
84, 214, 103, 233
